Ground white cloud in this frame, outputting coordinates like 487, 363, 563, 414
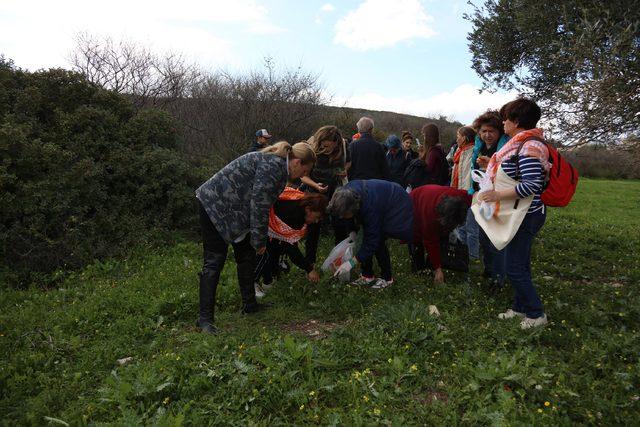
321, 3, 335, 12
332, 84, 518, 124
334, 0, 436, 50
0, 0, 285, 71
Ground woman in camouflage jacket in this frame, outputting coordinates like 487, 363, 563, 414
195, 141, 316, 334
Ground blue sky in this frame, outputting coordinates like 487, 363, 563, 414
0, 0, 516, 123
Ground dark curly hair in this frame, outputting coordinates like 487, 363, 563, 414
435, 196, 469, 234
472, 110, 504, 135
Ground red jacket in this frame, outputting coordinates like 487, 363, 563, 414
409, 185, 471, 269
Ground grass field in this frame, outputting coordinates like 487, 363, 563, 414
1, 178, 639, 425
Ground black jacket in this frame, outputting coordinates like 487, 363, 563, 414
348, 133, 389, 181
403, 159, 430, 189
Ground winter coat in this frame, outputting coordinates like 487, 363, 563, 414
424, 145, 449, 186
348, 132, 389, 181
403, 158, 430, 189
386, 149, 409, 185
343, 179, 413, 263
196, 151, 288, 250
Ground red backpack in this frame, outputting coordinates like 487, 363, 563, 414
517, 136, 579, 207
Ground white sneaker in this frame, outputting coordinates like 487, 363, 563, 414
371, 278, 394, 289
520, 314, 548, 329
352, 276, 376, 286
254, 283, 266, 299
498, 309, 525, 320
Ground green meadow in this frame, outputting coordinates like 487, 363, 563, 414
1, 178, 639, 425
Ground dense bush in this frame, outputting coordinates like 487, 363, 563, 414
0, 58, 206, 287
563, 144, 640, 180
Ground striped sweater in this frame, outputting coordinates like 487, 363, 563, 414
500, 155, 545, 213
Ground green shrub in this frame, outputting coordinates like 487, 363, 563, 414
0, 59, 205, 287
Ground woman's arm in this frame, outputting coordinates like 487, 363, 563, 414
300, 176, 328, 193
478, 157, 544, 203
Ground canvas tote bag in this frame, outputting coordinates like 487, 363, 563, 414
471, 165, 533, 250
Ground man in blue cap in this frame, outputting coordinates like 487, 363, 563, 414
248, 129, 273, 152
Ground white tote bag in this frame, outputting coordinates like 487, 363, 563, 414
471, 166, 533, 250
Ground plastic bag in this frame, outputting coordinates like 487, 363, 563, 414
472, 169, 495, 219
321, 234, 356, 282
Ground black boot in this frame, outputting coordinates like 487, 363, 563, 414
235, 245, 273, 314
196, 250, 225, 334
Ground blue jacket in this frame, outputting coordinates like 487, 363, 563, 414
385, 150, 408, 185
468, 134, 509, 194
344, 179, 413, 263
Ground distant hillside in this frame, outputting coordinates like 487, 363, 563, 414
319, 104, 462, 148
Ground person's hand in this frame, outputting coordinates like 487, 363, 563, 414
433, 268, 444, 284
256, 246, 266, 255
478, 190, 500, 203
348, 231, 357, 241
477, 156, 490, 169
333, 258, 356, 277
307, 269, 320, 283
316, 183, 329, 193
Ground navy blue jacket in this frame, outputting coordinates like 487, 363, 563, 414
344, 179, 413, 263
348, 133, 389, 181
386, 150, 409, 185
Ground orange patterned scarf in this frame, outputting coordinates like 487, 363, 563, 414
451, 143, 473, 188
268, 187, 308, 244
486, 128, 550, 182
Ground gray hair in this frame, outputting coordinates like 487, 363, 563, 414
327, 187, 360, 218
356, 116, 374, 133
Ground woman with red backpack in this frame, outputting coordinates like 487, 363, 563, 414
476, 98, 551, 329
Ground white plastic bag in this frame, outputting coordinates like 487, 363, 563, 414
321, 234, 356, 282
472, 169, 495, 220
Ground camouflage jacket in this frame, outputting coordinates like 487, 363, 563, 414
196, 152, 288, 249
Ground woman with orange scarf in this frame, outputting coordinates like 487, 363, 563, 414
254, 188, 328, 297
477, 98, 550, 329
451, 126, 479, 260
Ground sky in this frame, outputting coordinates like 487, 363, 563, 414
0, 0, 517, 124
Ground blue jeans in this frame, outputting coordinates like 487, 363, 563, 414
458, 208, 480, 259
479, 227, 506, 284
504, 210, 546, 318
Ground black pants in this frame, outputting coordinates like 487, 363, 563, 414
331, 215, 355, 245
361, 239, 392, 281
254, 239, 282, 285
198, 202, 257, 322
409, 243, 427, 272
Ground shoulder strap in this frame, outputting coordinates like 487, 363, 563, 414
513, 136, 546, 180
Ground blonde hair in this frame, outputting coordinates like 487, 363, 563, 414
262, 141, 316, 165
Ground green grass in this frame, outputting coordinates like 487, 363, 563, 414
1, 178, 639, 425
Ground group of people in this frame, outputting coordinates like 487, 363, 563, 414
195, 97, 551, 334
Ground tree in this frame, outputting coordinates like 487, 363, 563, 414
69, 33, 202, 109
466, 0, 640, 146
